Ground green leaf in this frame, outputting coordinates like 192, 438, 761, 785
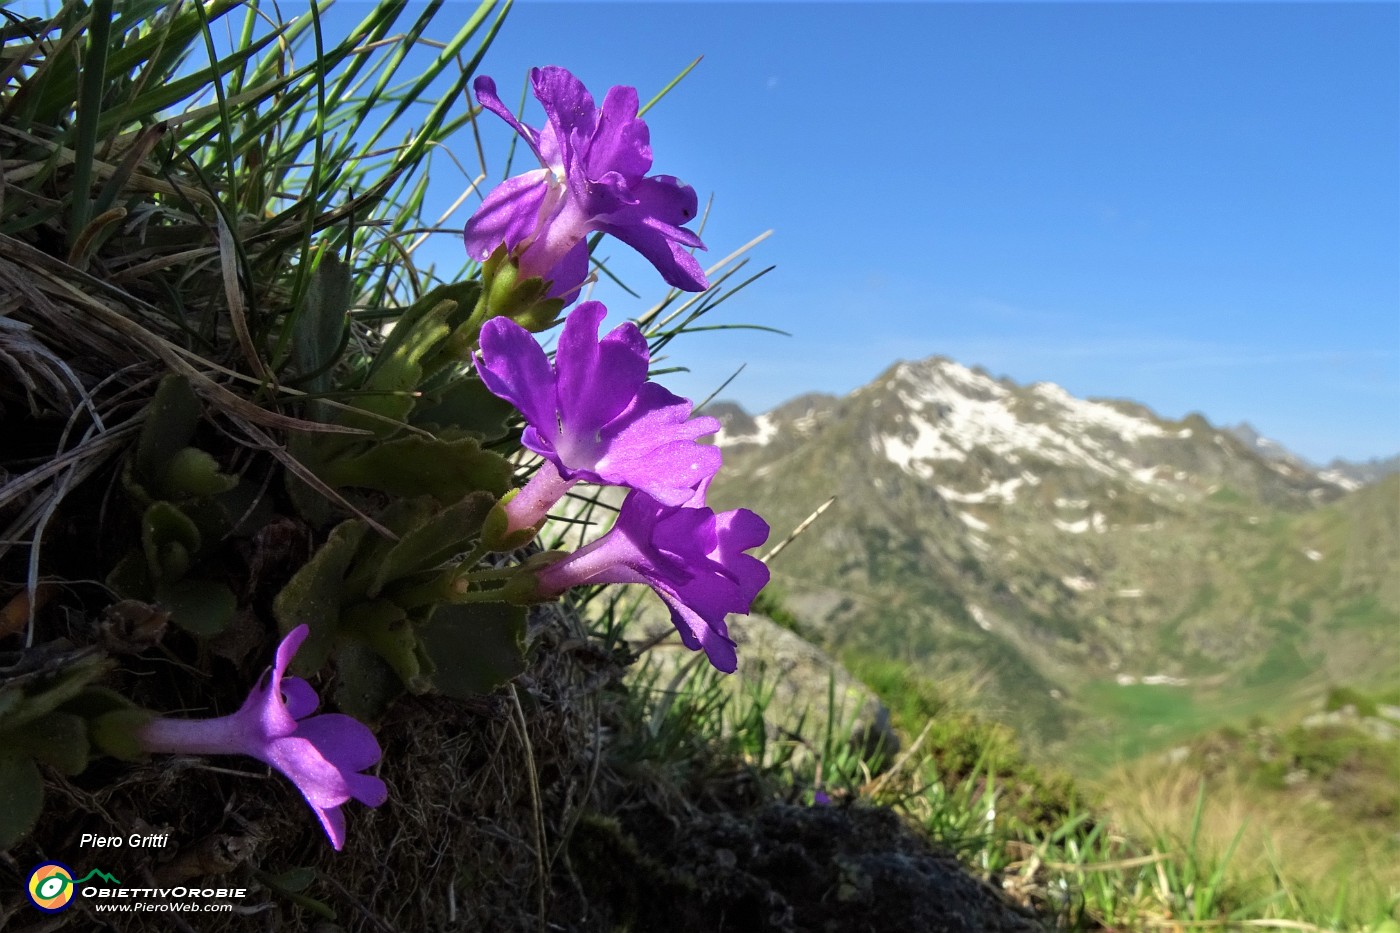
141, 501, 201, 582
342, 299, 456, 433
136, 375, 202, 484
318, 434, 511, 500
0, 755, 43, 849
342, 600, 422, 692
107, 550, 153, 600
0, 655, 114, 734
11, 712, 89, 775
411, 374, 517, 441
155, 578, 236, 637
419, 602, 527, 700
366, 492, 495, 597
159, 447, 238, 499
333, 639, 400, 722
365, 282, 479, 386
58, 686, 138, 719
273, 520, 368, 673
264, 867, 317, 894
291, 251, 351, 400
256, 867, 336, 919
0, 688, 20, 720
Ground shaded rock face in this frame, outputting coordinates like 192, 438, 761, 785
574, 801, 1042, 932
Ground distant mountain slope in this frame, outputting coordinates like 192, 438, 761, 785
705, 358, 1400, 757
1226, 422, 1400, 490
1320, 453, 1400, 488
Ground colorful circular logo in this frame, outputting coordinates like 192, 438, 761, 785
27, 862, 76, 913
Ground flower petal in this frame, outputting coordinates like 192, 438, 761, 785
474, 75, 546, 167
279, 677, 319, 720
712, 510, 772, 602
597, 203, 709, 292
591, 382, 721, 502
543, 240, 591, 301
555, 303, 649, 440
477, 316, 558, 429
531, 65, 598, 151
263, 736, 352, 808
586, 84, 652, 180
346, 771, 389, 808
463, 169, 551, 260
313, 803, 348, 852
651, 579, 739, 674
237, 625, 311, 738
273, 625, 310, 682
294, 713, 383, 773
569, 169, 639, 222
619, 174, 702, 232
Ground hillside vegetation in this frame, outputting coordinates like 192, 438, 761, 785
705, 362, 1400, 764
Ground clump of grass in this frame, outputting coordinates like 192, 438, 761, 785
628, 623, 1398, 930
1095, 701, 1400, 931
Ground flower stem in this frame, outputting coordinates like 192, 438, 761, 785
139, 714, 245, 758
502, 460, 577, 535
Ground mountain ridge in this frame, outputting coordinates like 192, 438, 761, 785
706, 359, 1396, 491
702, 355, 1400, 760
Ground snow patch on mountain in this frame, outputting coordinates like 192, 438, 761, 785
877, 360, 1171, 481
959, 511, 991, 532
1317, 469, 1362, 492
939, 475, 1028, 504
1029, 383, 1168, 443
1054, 513, 1107, 534
881, 414, 963, 475
714, 413, 777, 449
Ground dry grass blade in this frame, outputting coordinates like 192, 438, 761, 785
226, 413, 396, 540
0, 314, 81, 413
761, 495, 836, 565
635, 228, 773, 330
509, 683, 549, 933
215, 211, 273, 383
0, 123, 219, 207
0, 423, 136, 515
863, 718, 934, 798
0, 233, 367, 436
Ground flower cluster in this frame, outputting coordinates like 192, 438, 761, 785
135, 64, 767, 854
468, 66, 769, 673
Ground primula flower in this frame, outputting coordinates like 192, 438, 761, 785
477, 301, 721, 533
534, 483, 770, 673
464, 65, 708, 301
137, 625, 387, 850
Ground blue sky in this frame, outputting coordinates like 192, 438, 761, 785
431, 1, 1398, 464
180, 1, 1398, 463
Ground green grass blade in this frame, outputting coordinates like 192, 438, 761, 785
68, 0, 112, 247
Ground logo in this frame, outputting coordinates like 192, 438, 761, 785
27, 862, 75, 913
25, 863, 122, 913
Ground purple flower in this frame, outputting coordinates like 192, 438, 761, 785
464, 65, 708, 301
138, 625, 387, 850
535, 484, 770, 672
478, 301, 721, 532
